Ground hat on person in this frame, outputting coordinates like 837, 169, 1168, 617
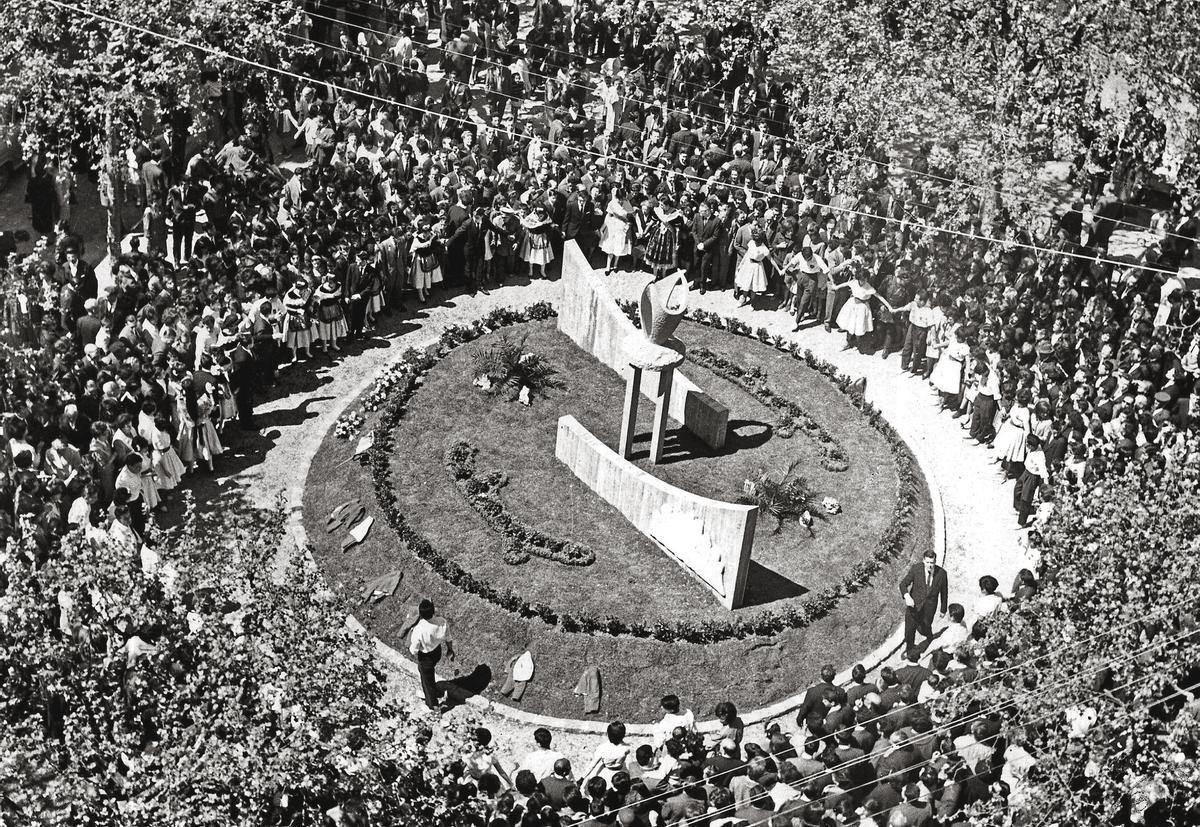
84, 298, 97, 312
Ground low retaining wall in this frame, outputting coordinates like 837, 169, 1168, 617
555, 415, 756, 609
557, 242, 728, 450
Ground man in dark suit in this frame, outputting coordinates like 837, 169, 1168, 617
691, 200, 722, 293
898, 549, 949, 649
75, 300, 103, 351
561, 185, 601, 262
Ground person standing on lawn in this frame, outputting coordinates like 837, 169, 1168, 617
402, 598, 455, 710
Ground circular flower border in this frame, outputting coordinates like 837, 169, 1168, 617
361, 302, 925, 644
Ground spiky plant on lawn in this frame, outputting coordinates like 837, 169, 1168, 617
738, 460, 822, 534
470, 333, 564, 403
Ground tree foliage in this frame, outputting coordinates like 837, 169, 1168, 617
0, 0, 306, 160
934, 464, 1200, 825
0, 497, 476, 826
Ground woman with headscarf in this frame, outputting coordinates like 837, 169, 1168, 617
410, 220, 444, 303
312, 263, 348, 353
643, 197, 685, 280
281, 276, 314, 363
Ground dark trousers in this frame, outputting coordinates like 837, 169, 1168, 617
464, 253, 485, 288
416, 645, 442, 708
489, 252, 515, 282
880, 319, 905, 356
904, 604, 936, 649
348, 296, 369, 337
1014, 471, 1042, 526
696, 250, 717, 288
794, 276, 817, 319
172, 220, 194, 263
900, 324, 930, 372
970, 394, 998, 442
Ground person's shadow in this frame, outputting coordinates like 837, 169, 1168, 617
436, 664, 493, 710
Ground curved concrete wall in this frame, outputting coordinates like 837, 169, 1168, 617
557, 242, 728, 450
555, 415, 757, 609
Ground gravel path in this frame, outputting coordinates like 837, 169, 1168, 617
228, 270, 1026, 768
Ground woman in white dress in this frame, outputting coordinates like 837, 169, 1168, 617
931, 327, 970, 408
734, 227, 771, 306
150, 415, 186, 491
598, 188, 633, 273
993, 387, 1033, 477
831, 270, 893, 349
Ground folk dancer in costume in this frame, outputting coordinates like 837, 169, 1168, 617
410, 221, 444, 303
312, 269, 348, 353
643, 199, 685, 281
520, 205, 555, 279
281, 277, 314, 363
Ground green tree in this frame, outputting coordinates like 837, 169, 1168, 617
0, 497, 477, 825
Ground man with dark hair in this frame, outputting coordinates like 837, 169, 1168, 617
660, 764, 707, 823
519, 727, 565, 781
401, 599, 454, 709
898, 549, 949, 649
796, 664, 838, 729
654, 694, 695, 748
846, 663, 874, 709
538, 758, 579, 810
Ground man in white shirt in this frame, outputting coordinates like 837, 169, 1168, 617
402, 599, 454, 710
653, 694, 696, 749
518, 727, 564, 781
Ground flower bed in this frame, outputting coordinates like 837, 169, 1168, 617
444, 440, 595, 566
362, 303, 924, 644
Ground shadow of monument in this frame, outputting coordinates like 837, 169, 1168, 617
739, 560, 810, 607
436, 664, 494, 710
626, 419, 774, 465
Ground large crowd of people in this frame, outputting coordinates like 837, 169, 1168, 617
3, 0, 1199, 823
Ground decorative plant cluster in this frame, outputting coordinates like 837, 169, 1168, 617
334, 410, 365, 440
444, 440, 595, 566
740, 461, 824, 535
470, 333, 564, 405
689, 345, 851, 471
360, 302, 927, 644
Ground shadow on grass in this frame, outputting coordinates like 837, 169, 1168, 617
437, 664, 494, 710
627, 419, 775, 466
741, 560, 809, 607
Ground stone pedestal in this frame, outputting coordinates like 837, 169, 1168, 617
621, 334, 685, 464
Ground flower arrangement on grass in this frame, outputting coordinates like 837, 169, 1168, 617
739, 461, 825, 535
445, 441, 595, 566
470, 333, 564, 406
334, 410, 365, 439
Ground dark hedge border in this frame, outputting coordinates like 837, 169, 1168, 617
444, 440, 596, 567
362, 301, 925, 644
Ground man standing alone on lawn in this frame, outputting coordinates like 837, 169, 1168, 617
899, 549, 948, 650
402, 598, 455, 710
